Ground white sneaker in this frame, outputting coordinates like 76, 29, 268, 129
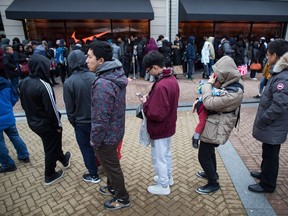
250, 77, 257, 81
147, 184, 170, 195
153, 176, 174, 186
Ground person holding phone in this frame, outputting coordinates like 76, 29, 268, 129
140, 50, 180, 195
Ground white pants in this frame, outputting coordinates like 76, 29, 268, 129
151, 137, 172, 187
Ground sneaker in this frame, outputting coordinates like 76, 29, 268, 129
147, 184, 170, 195
153, 176, 174, 186
104, 197, 131, 210
196, 183, 220, 195
62, 151, 72, 169
196, 171, 219, 180
253, 95, 261, 98
99, 186, 116, 196
250, 77, 257, 81
0, 165, 17, 173
192, 137, 199, 149
44, 170, 64, 186
82, 174, 100, 183
19, 157, 30, 163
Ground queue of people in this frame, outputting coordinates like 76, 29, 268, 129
0, 33, 287, 211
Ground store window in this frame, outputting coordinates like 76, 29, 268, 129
251, 23, 284, 41
24, 19, 150, 45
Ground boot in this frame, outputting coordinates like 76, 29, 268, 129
192, 137, 199, 149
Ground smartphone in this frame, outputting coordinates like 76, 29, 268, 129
136, 92, 143, 98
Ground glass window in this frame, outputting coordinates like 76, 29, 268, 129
252, 23, 284, 41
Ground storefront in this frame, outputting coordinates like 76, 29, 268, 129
179, 0, 288, 48
5, 0, 154, 44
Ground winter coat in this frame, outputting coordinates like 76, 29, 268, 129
200, 56, 244, 145
3, 53, 19, 78
143, 68, 180, 140
63, 50, 95, 126
186, 36, 196, 62
111, 43, 121, 60
158, 40, 172, 67
207, 37, 215, 60
20, 54, 62, 134
201, 41, 210, 65
0, 76, 18, 131
252, 52, 288, 145
145, 38, 158, 54
90, 59, 128, 148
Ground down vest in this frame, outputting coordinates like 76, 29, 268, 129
252, 52, 288, 145
200, 56, 244, 145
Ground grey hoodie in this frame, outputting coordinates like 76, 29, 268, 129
63, 50, 95, 125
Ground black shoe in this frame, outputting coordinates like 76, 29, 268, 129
196, 171, 219, 180
99, 186, 116, 196
0, 165, 17, 173
250, 171, 261, 179
248, 184, 274, 193
196, 183, 220, 195
62, 151, 72, 169
192, 137, 199, 149
19, 157, 30, 163
104, 197, 131, 210
44, 170, 64, 186
253, 95, 261, 99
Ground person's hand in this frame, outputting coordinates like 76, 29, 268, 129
139, 95, 147, 103
207, 73, 217, 84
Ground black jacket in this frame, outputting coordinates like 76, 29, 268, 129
20, 54, 61, 134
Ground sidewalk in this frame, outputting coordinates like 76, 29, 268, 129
1, 71, 288, 215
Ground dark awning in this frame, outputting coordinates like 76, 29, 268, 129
179, 0, 288, 22
5, 0, 154, 20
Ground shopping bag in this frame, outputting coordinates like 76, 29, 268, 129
139, 110, 151, 147
173, 65, 183, 75
237, 65, 248, 76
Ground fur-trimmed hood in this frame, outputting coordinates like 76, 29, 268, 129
273, 52, 288, 73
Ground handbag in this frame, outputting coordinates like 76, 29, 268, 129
20, 62, 30, 75
139, 110, 151, 147
173, 65, 183, 75
136, 104, 143, 119
250, 62, 261, 71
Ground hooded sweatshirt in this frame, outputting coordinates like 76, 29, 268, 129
0, 76, 18, 130
20, 54, 61, 134
63, 50, 95, 125
90, 59, 128, 148
253, 52, 288, 144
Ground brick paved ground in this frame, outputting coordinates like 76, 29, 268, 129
1, 71, 288, 215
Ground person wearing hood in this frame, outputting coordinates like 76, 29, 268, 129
19, 54, 72, 186
249, 39, 288, 193
196, 55, 244, 195
86, 40, 130, 210
63, 50, 100, 184
0, 75, 30, 173
186, 36, 196, 79
139, 50, 180, 196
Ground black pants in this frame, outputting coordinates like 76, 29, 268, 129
260, 143, 281, 192
198, 141, 218, 185
95, 144, 129, 201
56, 63, 66, 84
37, 129, 65, 177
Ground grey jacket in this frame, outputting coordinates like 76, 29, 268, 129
252, 52, 288, 145
200, 56, 244, 145
63, 50, 95, 125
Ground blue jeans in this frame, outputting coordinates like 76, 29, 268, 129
259, 77, 268, 95
187, 60, 195, 78
0, 124, 29, 169
208, 59, 215, 76
75, 123, 98, 176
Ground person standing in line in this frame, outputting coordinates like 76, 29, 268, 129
0, 75, 30, 173
196, 56, 244, 195
19, 54, 72, 186
140, 50, 180, 196
248, 39, 288, 193
186, 36, 196, 80
86, 41, 130, 210
63, 50, 100, 184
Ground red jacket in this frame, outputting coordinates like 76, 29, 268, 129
143, 68, 180, 139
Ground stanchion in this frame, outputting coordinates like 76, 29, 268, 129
132, 55, 136, 79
